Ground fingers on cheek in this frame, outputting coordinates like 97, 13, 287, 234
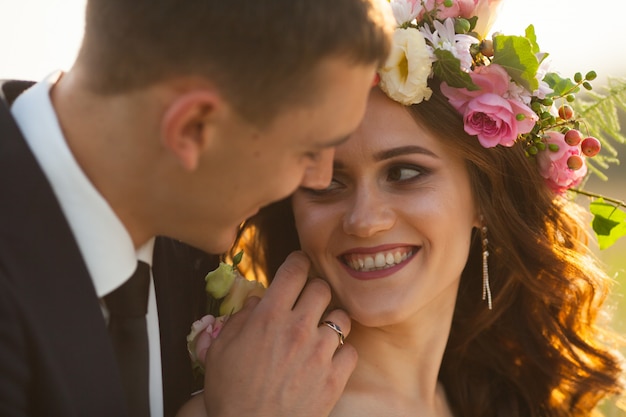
294, 279, 332, 313
270, 252, 310, 289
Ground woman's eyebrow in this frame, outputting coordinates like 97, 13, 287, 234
332, 145, 439, 170
373, 145, 439, 161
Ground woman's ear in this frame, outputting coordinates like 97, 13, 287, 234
161, 90, 223, 171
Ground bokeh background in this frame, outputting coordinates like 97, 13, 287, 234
1, 0, 625, 414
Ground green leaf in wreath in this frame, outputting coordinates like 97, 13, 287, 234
592, 214, 620, 236
433, 49, 479, 90
524, 25, 540, 55
543, 72, 579, 97
492, 29, 539, 92
589, 199, 626, 250
467, 15, 478, 33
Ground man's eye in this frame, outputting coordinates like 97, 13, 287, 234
300, 179, 342, 195
304, 151, 321, 162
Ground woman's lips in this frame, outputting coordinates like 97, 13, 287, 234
339, 245, 419, 280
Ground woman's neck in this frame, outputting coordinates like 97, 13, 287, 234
331, 299, 456, 417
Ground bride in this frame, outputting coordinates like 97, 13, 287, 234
235, 85, 624, 416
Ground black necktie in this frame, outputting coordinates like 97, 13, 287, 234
104, 261, 151, 417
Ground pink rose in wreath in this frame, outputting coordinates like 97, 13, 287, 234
441, 64, 537, 148
536, 131, 587, 194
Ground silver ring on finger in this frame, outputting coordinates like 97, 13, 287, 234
321, 320, 345, 348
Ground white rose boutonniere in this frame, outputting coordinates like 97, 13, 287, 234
186, 251, 266, 372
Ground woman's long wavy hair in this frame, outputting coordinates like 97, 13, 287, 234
233, 84, 625, 416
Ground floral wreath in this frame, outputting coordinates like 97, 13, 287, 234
377, 0, 626, 249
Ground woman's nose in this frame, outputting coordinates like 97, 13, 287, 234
342, 187, 395, 238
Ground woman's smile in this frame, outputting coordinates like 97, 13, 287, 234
339, 245, 418, 279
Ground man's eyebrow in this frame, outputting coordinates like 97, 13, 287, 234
318, 134, 351, 149
373, 145, 439, 161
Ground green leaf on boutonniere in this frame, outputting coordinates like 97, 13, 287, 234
231, 250, 244, 268
492, 29, 539, 92
433, 49, 479, 90
589, 198, 626, 250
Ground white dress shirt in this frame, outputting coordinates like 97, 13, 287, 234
11, 72, 164, 417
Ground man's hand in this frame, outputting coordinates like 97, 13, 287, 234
201, 251, 356, 417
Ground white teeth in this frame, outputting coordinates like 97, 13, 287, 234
345, 249, 413, 272
394, 252, 402, 263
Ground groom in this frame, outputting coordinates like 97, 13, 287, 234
0, 1, 391, 416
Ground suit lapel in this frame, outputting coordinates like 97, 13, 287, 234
0, 87, 129, 416
1, 80, 36, 104
153, 237, 219, 416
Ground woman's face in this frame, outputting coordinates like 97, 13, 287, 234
292, 89, 479, 327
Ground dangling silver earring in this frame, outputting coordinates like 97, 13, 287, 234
480, 217, 492, 310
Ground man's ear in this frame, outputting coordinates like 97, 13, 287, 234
161, 90, 223, 171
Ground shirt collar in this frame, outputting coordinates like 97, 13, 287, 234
10, 71, 150, 296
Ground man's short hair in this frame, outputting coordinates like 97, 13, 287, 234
78, 0, 391, 123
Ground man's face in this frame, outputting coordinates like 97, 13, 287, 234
181, 57, 379, 253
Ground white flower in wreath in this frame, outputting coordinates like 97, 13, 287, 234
420, 18, 476, 72
389, 0, 423, 26
378, 28, 433, 105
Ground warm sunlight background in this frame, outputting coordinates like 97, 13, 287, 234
0, 0, 85, 80
1, 1, 626, 81
1, 1, 625, 413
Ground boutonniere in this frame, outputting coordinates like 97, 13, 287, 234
186, 251, 266, 372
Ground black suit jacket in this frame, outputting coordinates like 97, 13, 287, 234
0, 80, 218, 417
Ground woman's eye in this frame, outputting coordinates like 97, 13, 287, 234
387, 166, 422, 182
